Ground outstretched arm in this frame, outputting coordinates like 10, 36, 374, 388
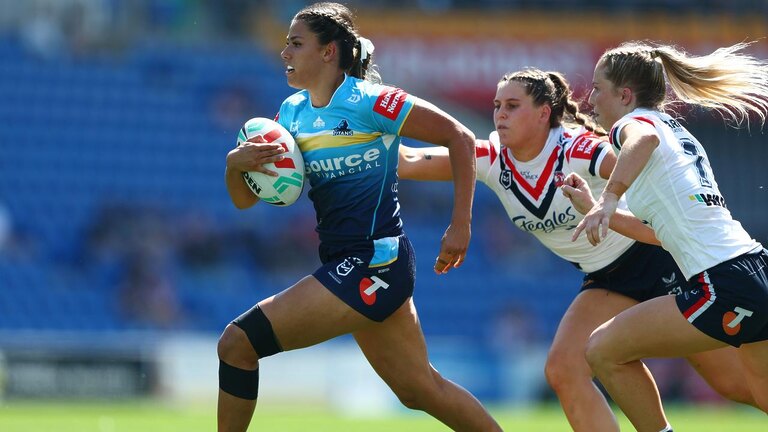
398, 145, 452, 181
573, 122, 659, 245
399, 99, 475, 274
561, 172, 660, 246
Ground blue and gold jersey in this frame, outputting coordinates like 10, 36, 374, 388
276, 75, 416, 246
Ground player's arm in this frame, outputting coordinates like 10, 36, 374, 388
561, 172, 660, 246
573, 122, 659, 245
225, 137, 285, 209
398, 144, 452, 181
399, 98, 475, 273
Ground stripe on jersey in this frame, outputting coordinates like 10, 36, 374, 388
683, 271, 716, 322
476, 140, 499, 164
298, 132, 383, 152
504, 146, 560, 200
369, 146, 392, 237
498, 145, 566, 219
632, 116, 656, 127
609, 125, 621, 150
588, 144, 605, 176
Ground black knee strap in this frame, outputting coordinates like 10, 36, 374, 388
232, 304, 283, 358
219, 360, 259, 400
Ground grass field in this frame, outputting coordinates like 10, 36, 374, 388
0, 401, 765, 431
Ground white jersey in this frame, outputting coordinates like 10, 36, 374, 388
610, 108, 761, 279
477, 126, 635, 273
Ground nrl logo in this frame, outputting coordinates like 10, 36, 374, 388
499, 169, 512, 190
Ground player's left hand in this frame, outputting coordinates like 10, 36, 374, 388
435, 222, 470, 274
561, 172, 597, 215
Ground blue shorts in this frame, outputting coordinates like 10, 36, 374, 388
676, 248, 768, 347
313, 234, 415, 322
580, 242, 687, 302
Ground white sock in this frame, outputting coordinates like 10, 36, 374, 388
659, 425, 673, 432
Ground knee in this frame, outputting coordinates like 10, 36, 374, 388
217, 324, 258, 369
585, 329, 611, 373
392, 370, 444, 411
545, 349, 578, 392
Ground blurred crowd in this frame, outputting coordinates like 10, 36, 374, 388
1, 0, 765, 407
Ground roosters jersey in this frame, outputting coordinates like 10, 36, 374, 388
477, 126, 635, 273
610, 108, 760, 279
277, 75, 415, 245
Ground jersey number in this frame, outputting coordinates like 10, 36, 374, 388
680, 138, 712, 188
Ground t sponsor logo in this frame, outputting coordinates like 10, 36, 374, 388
722, 306, 753, 336
313, 116, 325, 129
359, 276, 389, 305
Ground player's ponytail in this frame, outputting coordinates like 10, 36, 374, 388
600, 41, 768, 126
295, 2, 381, 83
548, 72, 606, 136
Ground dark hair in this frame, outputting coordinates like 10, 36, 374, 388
500, 68, 605, 135
295, 2, 380, 83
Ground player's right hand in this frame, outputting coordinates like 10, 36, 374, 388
226, 135, 285, 176
560, 172, 597, 215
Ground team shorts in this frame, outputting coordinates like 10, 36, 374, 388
676, 248, 768, 347
313, 234, 416, 322
580, 242, 687, 302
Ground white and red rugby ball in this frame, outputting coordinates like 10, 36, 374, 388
236, 117, 304, 206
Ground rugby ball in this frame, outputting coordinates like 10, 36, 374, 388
236, 117, 304, 206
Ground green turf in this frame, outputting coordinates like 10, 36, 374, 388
0, 401, 764, 431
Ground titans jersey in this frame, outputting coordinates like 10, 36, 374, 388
610, 108, 760, 279
477, 126, 635, 273
276, 75, 415, 245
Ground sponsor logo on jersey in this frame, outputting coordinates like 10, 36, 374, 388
689, 193, 727, 208
290, 121, 300, 135
373, 87, 408, 120
520, 170, 539, 182
346, 94, 361, 104
662, 272, 682, 295
554, 171, 565, 187
336, 257, 364, 277
332, 119, 354, 136
305, 148, 382, 179
313, 116, 325, 128
569, 136, 601, 160
336, 258, 355, 276
661, 118, 684, 131
359, 275, 389, 305
499, 169, 513, 189
512, 207, 577, 233
722, 306, 753, 336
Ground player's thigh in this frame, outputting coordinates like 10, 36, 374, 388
589, 295, 727, 363
685, 346, 753, 402
353, 298, 434, 387
259, 275, 373, 351
551, 288, 638, 359
738, 339, 768, 383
